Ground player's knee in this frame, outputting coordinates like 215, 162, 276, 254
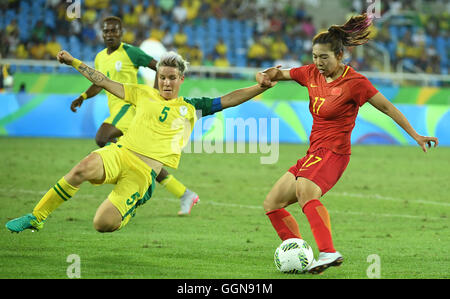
295, 179, 323, 207
93, 199, 122, 233
296, 189, 309, 207
295, 188, 321, 208
263, 193, 283, 213
93, 216, 120, 233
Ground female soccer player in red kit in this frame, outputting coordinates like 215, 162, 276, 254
256, 14, 438, 274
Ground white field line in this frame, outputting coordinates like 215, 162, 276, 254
329, 191, 450, 207
0, 188, 446, 221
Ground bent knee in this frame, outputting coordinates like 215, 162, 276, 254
263, 193, 286, 213
93, 199, 122, 233
93, 217, 120, 233
295, 179, 323, 207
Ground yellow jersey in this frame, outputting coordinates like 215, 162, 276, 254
94, 42, 153, 111
118, 83, 222, 168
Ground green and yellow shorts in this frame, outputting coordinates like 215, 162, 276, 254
92, 143, 156, 230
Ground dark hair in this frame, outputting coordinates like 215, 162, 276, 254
102, 16, 122, 30
312, 13, 373, 56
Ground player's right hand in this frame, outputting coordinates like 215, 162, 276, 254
70, 97, 84, 112
415, 135, 439, 153
56, 50, 74, 65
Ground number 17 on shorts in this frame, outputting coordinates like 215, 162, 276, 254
288, 148, 350, 195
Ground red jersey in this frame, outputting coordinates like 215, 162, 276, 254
290, 64, 379, 155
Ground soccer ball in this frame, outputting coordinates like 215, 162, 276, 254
274, 238, 314, 273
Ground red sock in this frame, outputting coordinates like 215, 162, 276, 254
266, 208, 302, 240
302, 199, 335, 253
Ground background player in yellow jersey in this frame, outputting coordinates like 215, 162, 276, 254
70, 17, 198, 216
6, 50, 277, 233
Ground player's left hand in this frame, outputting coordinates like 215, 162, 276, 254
56, 50, 74, 65
70, 97, 84, 112
415, 135, 439, 152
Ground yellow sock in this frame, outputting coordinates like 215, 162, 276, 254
159, 175, 186, 198
32, 177, 79, 222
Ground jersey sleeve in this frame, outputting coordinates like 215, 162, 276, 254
351, 78, 379, 106
123, 43, 154, 68
289, 65, 310, 86
122, 83, 143, 106
184, 97, 222, 117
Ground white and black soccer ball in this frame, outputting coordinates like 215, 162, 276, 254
274, 238, 314, 273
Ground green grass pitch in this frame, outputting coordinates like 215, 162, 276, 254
0, 137, 448, 279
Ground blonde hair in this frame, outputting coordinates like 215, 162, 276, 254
157, 51, 189, 76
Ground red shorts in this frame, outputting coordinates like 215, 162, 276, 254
288, 148, 350, 195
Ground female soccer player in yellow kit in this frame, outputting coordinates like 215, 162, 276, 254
6, 50, 277, 233
70, 17, 198, 215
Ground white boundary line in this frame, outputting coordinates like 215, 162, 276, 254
329, 191, 450, 207
0, 188, 446, 221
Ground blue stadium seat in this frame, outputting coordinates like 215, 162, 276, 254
19, 65, 32, 73
218, 18, 231, 33
194, 25, 205, 37
33, 65, 45, 73
44, 66, 55, 73
231, 20, 242, 34
261, 60, 274, 69
44, 10, 56, 29
110, 3, 120, 15
19, 0, 30, 11
56, 36, 68, 49
81, 45, 95, 61
184, 25, 194, 46
436, 36, 445, 52
121, 4, 131, 14
170, 23, 179, 35
389, 26, 399, 41
58, 66, 71, 74
398, 26, 408, 37
207, 17, 218, 28
235, 57, 248, 67
424, 36, 430, 46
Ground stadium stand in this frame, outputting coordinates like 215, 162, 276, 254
0, 0, 448, 79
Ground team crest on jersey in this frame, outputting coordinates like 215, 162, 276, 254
115, 61, 122, 72
179, 105, 188, 116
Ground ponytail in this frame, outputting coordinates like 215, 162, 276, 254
312, 13, 373, 56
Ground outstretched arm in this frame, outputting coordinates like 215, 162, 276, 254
256, 65, 292, 88
220, 81, 277, 109
57, 50, 125, 99
368, 92, 439, 152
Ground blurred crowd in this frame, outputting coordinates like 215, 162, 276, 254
0, 0, 448, 76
